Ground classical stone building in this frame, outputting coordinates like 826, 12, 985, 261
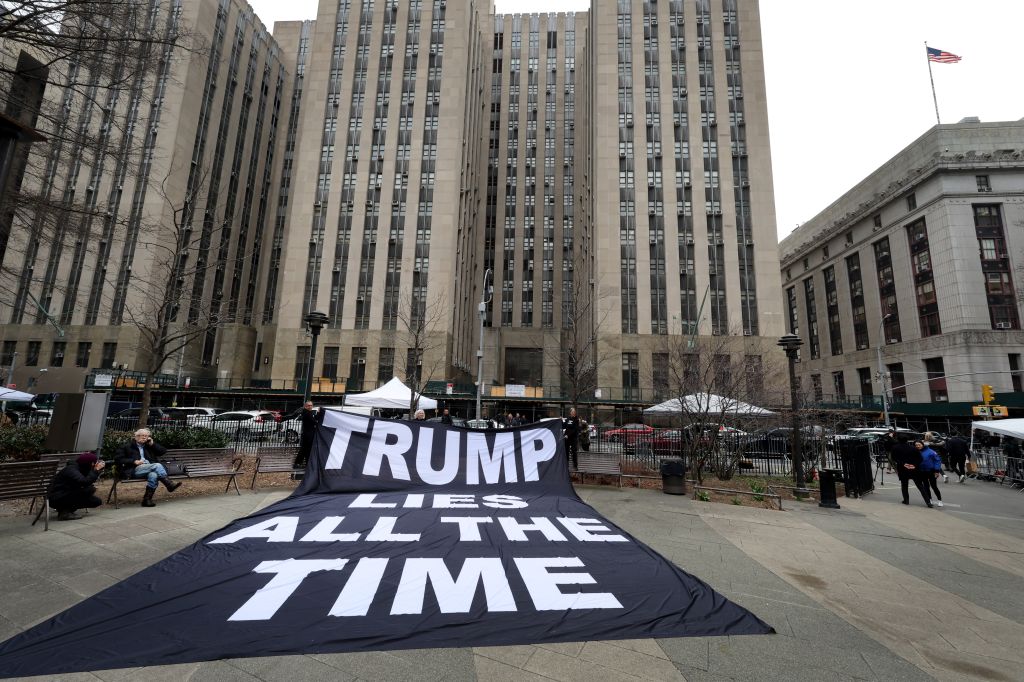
779, 119, 1024, 410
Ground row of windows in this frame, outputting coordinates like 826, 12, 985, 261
0, 340, 117, 370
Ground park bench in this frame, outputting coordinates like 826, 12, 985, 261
0, 461, 60, 530
574, 452, 622, 487
250, 446, 300, 489
107, 447, 241, 508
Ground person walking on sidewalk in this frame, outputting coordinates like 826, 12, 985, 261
945, 433, 969, 483
891, 435, 932, 507
916, 440, 944, 507
115, 429, 182, 508
924, 432, 948, 482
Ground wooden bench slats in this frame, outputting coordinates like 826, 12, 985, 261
251, 447, 300, 489
0, 461, 60, 530
574, 454, 622, 487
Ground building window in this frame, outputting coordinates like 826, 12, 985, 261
823, 266, 842, 356
50, 341, 65, 367
100, 342, 117, 369
406, 348, 422, 386
294, 346, 310, 381
996, 352, 1021, 395
26, 341, 40, 367
888, 363, 906, 403
976, 175, 991, 192
811, 374, 823, 402
828, 372, 843, 400
75, 342, 92, 368
873, 238, 902, 343
803, 278, 820, 359
622, 352, 640, 401
0, 341, 15, 368
322, 346, 339, 382
924, 357, 947, 402
348, 347, 366, 391
253, 342, 263, 373
872, 214, 882, 228
906, 192, 916, 211
846, 253, 868, 349
652, 352, 669, 400
858, 367, 873, 397
974, 204, 1019, 329
745, 355, 764, 400
377, 347, 395, 385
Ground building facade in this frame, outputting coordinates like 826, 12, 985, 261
0, 0, 785, 406
779, 120, 1024, 409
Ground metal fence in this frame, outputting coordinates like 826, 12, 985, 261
968, 448, 1024, 488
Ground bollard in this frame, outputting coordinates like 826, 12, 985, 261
818, 470, 840, 509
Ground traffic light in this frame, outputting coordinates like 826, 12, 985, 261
982, 384, 994, 404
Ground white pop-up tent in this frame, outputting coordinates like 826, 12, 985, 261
343, 376, 438, 410
644, 392, 774, 417
0, 388, 35, 402
970, 419, 1024, 439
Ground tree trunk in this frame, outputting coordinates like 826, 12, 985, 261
138, 371, 155, 429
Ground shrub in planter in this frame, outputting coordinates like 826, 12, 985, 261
150, 427, 231, 450
101, 431, 135, 461
0, 425, 49, 462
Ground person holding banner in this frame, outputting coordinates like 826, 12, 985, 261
564, 407, 581, 470
294, 402, 321, 469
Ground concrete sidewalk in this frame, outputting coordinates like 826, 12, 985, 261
0, 478, 1021, 681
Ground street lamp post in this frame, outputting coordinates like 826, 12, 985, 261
476, 268, 493, 421
876, 313, 892, 428
777, 334, 808, 493
302, 311, 329, 405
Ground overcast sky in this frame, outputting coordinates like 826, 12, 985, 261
248, 0, 1024, 241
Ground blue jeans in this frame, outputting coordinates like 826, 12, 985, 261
132, 463, 167, 490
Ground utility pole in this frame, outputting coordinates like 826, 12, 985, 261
876, 314, 892, 428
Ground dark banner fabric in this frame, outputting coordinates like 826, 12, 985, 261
0, 413, 771, 678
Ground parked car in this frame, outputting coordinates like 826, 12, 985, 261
208, 411, 280, 440
603, 423, 655, 444
167, 407, 224, 427
828, 427, 923, 454
465, 419, 499, 430
108, 407, 182, 427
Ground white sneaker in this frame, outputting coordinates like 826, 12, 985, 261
959, 474, 966, 483
943, 474, 949, 483
936, 500, 944, 507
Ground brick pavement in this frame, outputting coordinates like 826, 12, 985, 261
0, 477, 1020, 681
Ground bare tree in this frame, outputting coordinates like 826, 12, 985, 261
658, 329, 783, 483
0, 1, 197, 304
532, 270, 613, 412
115, 171, 231, 428
397, 289, 448, 419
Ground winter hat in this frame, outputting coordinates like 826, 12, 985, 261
76, 452, 98, 467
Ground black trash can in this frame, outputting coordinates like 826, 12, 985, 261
660, 458, 688, 495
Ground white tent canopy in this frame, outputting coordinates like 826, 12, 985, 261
643, 393, 774, 417
343, 377, 438, 410
0, 388, 35, 402
970, 419, 1024, 439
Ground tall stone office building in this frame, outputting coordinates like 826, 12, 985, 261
0, 0, 292, 392
0, 0, 784, 403
779, 120, 1024, 407
260, 0, 784, 400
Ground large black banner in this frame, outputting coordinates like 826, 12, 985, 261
0, 413, 771, 677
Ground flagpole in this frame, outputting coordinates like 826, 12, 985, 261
925, 41, 941, 125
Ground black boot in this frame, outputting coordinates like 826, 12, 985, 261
160, 476, 181, 493
141, 488, 156, 507
57, 511, 82, 521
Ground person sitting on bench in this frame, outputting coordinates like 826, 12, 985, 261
48, 452, 105, 521
115, 429, 182, 507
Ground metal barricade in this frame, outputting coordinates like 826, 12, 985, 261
837, 439, 874, 498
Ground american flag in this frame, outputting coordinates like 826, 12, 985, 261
927, 47, 962, 63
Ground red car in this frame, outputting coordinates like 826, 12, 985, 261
603, 423, 655, 444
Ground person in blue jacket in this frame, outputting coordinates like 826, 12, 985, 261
915, 440, 944, 507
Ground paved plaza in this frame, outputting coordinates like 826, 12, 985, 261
0, 478, 1021, 681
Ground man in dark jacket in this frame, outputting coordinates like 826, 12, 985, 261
564, 407, 581, 470
441, 408, 453, 425
945, 433, 970, 483
891, 435, 931, 507
115, 429, 181, 507
294, 402, 321, 468
48, 453, 105, 520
